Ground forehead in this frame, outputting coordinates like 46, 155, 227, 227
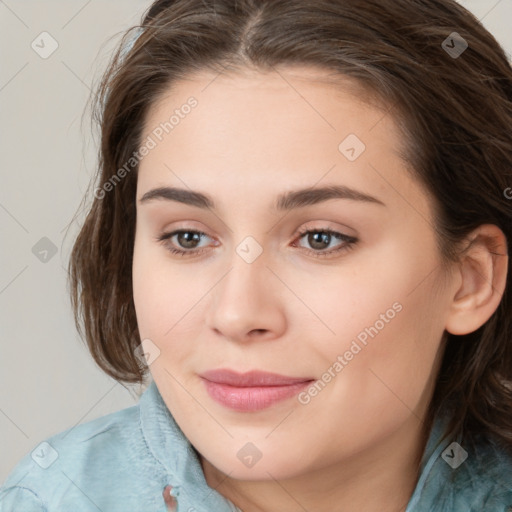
144, 65, 392, 133
140, 65, 404, 171
136, 66, 432, 224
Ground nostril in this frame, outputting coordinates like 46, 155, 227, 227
249, 329, 267, 335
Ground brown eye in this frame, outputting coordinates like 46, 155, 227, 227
176, 231, 202, 249
293, 228, 358, 258
156, 229, 215, 256
307, 231, 333, 250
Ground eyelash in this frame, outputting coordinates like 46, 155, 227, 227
156, 227, 358, 259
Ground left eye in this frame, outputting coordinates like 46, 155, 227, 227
293, 229, 358, 255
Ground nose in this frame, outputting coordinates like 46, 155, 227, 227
205, 248, 287, 343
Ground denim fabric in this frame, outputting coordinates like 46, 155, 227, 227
1, 379, 511, 511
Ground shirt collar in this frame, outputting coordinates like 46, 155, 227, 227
140, 379, 240, 512
405, 406, 512, 511
405, 408, 454, 511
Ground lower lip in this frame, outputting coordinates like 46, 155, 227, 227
201, 379, 312, 412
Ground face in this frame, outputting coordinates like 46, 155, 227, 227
132, 66, 453, 480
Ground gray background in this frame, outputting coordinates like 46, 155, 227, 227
1, 0, 511, 482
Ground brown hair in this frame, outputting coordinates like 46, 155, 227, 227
69, 0, 512, 455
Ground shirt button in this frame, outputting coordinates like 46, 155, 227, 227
162, 485, 178, 511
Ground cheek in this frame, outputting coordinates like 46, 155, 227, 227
132, 234, 193, 343
132, 239, 166, 337
297, 236, 445, 398
133, 231, 197, 329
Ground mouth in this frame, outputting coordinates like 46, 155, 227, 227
199, 369, 315, 412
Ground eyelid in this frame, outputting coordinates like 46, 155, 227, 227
292, 220, 357, 238
156, 228, 216, 247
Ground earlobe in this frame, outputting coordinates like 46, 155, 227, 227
445, 224, 508, 336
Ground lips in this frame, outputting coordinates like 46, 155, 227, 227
199, 369, 315, 412
200, 369, 313, 387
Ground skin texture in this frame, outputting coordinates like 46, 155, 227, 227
132, 66, 508, 512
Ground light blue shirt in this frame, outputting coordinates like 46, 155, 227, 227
1, 379, 511, 511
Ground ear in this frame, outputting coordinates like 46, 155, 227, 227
445, 224, 508, 335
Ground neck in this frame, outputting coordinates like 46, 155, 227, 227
201, 414, 430, 512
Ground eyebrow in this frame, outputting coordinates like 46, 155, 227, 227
138, 184, 385, 210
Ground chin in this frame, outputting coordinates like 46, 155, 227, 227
203, 443, 311, 482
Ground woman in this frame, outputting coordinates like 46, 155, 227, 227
1, 0, 511, 510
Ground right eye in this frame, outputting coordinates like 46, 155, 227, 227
156, 229, 218, 256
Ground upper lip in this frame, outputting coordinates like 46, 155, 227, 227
200, 369, 314, 387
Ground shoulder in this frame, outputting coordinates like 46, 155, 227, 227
0, 380, 235, 512
0, 402, 142, 510
418, 434, 512, 511
458, 437, 512, 506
